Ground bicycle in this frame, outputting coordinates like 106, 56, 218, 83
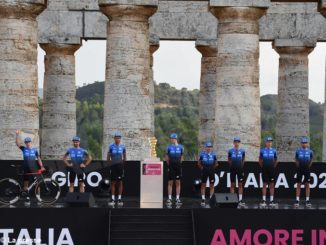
0, 164, 61, 205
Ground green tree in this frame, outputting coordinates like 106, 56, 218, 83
37, 82, 324, 161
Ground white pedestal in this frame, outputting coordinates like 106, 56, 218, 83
140, 159, 163, 208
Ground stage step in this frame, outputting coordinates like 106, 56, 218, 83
109, 209, 194, 245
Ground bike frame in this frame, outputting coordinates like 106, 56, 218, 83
0, 166, 60, 205
20, 169, 47, 194
26, 176, 42, 193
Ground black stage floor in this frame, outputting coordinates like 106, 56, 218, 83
1, 197, 326, 210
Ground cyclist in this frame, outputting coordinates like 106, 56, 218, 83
228, 137, 246, 206
15, 129, 45, 203
259, 136, 278, 207
63, 136, 92, 193
166, 133, 184, 205
197, 142, 218, 206
107, 132, 126, 206
294, 137, 313, 208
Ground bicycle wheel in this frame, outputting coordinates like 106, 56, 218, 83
35, 178, 60, 205
0, 178, 21, 205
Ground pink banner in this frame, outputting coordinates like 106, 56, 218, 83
143, 163, 162, 175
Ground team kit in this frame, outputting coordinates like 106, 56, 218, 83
15, 130, 314, 208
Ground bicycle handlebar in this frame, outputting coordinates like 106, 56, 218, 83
24, 168, 46, 175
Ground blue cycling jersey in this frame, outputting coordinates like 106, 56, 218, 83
66, 147, 88, 165
295, 148, 313, 167
259, 147, 277, 167
20, 146, 39, 172
108, 143, 126, 165
228, 148, 245, 168
166, 144, 184, 161
199, 152, 217, 166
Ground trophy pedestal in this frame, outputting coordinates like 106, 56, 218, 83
140, 137, 162, 208
140, 158, 163, 208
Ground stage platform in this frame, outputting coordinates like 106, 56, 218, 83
1, 197, 326, 210
0, 197, 325, 245
1, 161, 325, 244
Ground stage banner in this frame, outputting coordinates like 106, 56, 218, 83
0, 160, 141, 197
164, 161, 326, 198
0, 161, 325, 198
194, 209, 326, 245
0, 208, 109, 245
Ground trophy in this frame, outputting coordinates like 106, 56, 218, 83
148, 137, 158, 159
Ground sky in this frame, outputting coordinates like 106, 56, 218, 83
37, 40, 326, 103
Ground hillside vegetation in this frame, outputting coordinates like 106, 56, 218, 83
40, 81, 323, 161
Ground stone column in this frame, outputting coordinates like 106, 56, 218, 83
324, 57, 326, 162
318, 0, 326, 17
209, 1, 269, 161
273, 39, 315, 162
149, 34, 160, 135
40, 42, 81, 159
99, 0, 158, 160
195, 39, 217, 152
319, 0, 326, 161
0, 1, 46, 159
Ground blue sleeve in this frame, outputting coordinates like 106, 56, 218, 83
108, 145, 112, 154
65, 149, 70, 155
310, 150, 313, 159
181, 145, 184, 155
19, 146, 25, 151
199, 154, 203, 161
242, 150, 245, 158
84, 149, 89, 156
274, 150, 277, 160
214, 154, 217, 160
295, 150, 299, 160
166, 146, 170, 155
259, 150, 263, 159
35, 150, 39, 158
228, 150, 232, 158
123, 146, 126, 154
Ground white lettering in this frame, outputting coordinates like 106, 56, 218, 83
319, 173, 326, 189
275, 174, 289, 188
0, 229, 14, 245
35, 229, 46, 245
52, 172, 66, 187
16, 228, 32, 245
259, 173, 263, 188
244, 173, 258, 188
56, 228, 74, 245
226, 173, 231, 188
207, 174, 219, 187
86, 172, 102, 187
310, 173, 318, 188
0, 228, 74, 245
48, 228, 54, 245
